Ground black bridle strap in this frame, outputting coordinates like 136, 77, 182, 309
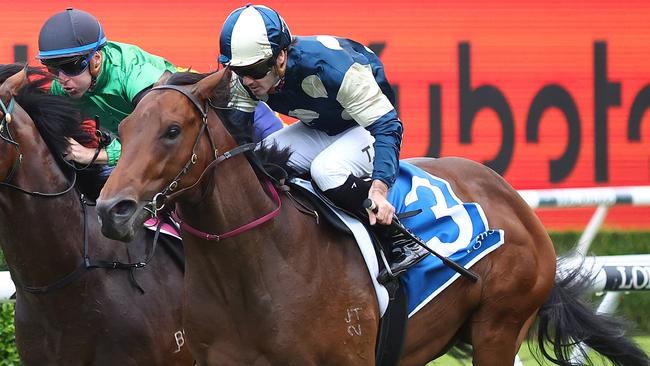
164, 142, 256, 203
151, 85, 208, 118
144, 84, 245, 216
11, 194, 162, 295
0, 170, 77, 197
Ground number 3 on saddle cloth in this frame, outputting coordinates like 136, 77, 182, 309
388, 162, 504, 317
291, 161, 504, 318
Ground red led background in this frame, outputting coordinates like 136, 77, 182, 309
2, 0, 649, 229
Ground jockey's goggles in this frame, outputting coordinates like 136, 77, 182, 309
230, 58, 274, 80
41, 52, 94, 77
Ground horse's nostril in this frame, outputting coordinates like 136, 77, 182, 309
101, 199, 138, 224
113, 200, 137, 217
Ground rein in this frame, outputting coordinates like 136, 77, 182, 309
171, 179, 281, 241
145, 84, 282, 241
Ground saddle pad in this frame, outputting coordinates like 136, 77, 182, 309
291, 161, 505, 318
389, 162, 505, 317
144, 217, 182, 240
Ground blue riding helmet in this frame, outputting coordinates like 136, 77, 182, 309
37, 8, 107, 61
219, 4, 292, 67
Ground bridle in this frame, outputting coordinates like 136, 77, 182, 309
143, 84, 281, 241
0, 95, 156, 294
144, 84, 257, 216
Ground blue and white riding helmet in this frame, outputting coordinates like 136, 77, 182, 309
219, 4, 292, 67
37, 8, 106, 61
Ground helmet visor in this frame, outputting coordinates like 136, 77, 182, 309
42, 52, 93, 77
230, 57, 274, 80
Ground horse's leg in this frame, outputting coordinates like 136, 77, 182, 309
469, 311, 524, 366
469, 245, 555, 365
398, 278, 483, 366
515, 309, 539, 351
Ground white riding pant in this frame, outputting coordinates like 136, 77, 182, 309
262, 122, 375, 191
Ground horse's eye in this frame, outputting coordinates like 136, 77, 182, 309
164, 125, 181, 140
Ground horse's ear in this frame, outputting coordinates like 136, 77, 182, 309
153, 70, 173, 88
191, 69, 228, 101
0, 66, 29, 97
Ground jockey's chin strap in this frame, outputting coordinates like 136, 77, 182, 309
144, 84, 281, 241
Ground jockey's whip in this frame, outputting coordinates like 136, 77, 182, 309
364, 199, 480, 283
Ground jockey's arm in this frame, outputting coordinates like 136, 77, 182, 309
66, 138, 109, 165
336, 64, 403, 225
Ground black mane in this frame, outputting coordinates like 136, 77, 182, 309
0, 64, 92, 161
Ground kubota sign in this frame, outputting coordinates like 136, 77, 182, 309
1, 0, 649, 228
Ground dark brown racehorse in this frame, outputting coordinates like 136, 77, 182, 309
0, 65, 193, 365
96, 69, 648, 366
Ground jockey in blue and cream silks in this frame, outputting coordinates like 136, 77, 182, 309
219, 4, 429, 276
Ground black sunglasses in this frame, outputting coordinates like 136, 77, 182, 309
42, 52, 94, 77
230, 58, 274, 80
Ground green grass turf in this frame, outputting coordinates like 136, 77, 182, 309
427, 336, 650, 365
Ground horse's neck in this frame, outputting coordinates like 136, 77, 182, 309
180, 155, 276, 242
178, 156, 309, 299
0, 148, 84, 287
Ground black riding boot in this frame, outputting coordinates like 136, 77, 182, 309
375, 223, 430, 283
322, 175, 429, 282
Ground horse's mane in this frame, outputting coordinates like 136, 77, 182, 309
0, 64, 92, 161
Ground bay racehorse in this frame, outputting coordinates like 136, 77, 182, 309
0, 65, 193, 365
96, 69, 648, 365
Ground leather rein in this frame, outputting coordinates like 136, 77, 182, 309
145, 84, 281, 241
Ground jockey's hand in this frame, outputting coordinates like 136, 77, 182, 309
65, 138, 108, 165
367, 179, 395, 226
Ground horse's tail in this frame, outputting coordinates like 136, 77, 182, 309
535, 262, 649, 366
